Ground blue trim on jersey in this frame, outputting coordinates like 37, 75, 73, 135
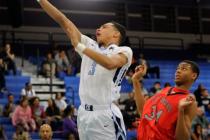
113, 67, 128, 86
111, 112, 126, 140
113, 67, 122, 84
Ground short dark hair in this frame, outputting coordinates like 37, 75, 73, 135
8, 93, 13, 97
182, 60, 200, 80
154, 81, 161, 85
25, 82, 32, 87
110, 21, 126, 46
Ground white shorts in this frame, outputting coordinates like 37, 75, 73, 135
77, 103, 126, 140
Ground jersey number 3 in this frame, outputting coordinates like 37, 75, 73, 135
88, 61, 97, 75
144, 105, 163, 123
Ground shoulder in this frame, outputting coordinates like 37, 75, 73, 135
115, 46, 133, 61
114, 46, 133, 54
120, 46, 132, 51
118, 46, 133, 58
21, 88, 25, 92
15, 105, 21, 110
27, 106, 32, 111
158, 87, 171, 94
61, 99, 67, 104
81, 34, 98, 46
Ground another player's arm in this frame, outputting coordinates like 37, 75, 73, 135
132, 64, 147, 115
175, 95, 197, 140
37, 0, 81, 46
83, 48, 130, 69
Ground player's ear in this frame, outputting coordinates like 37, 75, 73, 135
191, 73, 197, 81
113, 31, 120, 39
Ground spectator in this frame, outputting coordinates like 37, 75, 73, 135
200, 89, 210, 113
0, 43, 16, 75
194, 84, 205, 107
164, 82, 171, 88
13, 124, 31, 140
139, 53, 160, 79
55, 50, 72, 75
127, 57, 139, 78
63, 105, 78, 140
55, 92, 67, 113
39, 124, 53, 140
191, 123, 203, 140
119, 92, 138, 129
45, 98, 62, 131
138, 81, 149, 96
67, 47, 81, 75
21, 82, 36, 99
149, 81, 161, 95
192, 107, 209, 137
67, 133, 76, 140
31, 97, 45, 129
0, 58, 6, 92
40, 52, 57, 78
3, 94, 16, 118
12, 97, 36, 131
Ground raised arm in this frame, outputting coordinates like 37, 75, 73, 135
37, 0, 132, 70
175, 95, 197, 140
132, 63, 147, 115
83, 47, 131, 70
37, 0, 81, 46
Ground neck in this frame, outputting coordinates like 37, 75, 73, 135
175, 83, 192, 91
22, 106, 27, 109
102, 41, 118, 48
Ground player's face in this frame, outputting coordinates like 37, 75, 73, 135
175, 62, 196, 86
96, 23, 118, 45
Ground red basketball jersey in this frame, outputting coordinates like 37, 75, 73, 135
137, 87, 189, 140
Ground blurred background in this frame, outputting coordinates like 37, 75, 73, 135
0, 0, 210, 140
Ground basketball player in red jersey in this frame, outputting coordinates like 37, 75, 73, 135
132, 60, 199, 140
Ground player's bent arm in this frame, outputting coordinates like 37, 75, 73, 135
82, 47, 129, 70
132, 78, 145, 115
38, 0, 81, 46
175, 101, 197, 140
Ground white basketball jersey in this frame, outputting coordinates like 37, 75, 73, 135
79, 35, 133, 105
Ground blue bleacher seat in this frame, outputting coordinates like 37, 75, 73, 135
120, 78, 133, 93
0, 117, 12, 125
58, 71, 67, 80
5, 76, 30, 98
74, 99, 81, 108
64, 77, 80, 107
8, 70, 22, 76
3, 124, 15, 131
5, 131, 13, 139
0, 99, 8, 105
64, 77, 80, 87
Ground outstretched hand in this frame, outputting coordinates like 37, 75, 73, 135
132, 62, 147, 81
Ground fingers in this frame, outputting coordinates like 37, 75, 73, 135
186, 95, 195, 102
135, 65, 145, 72
179, 96, 195, 110
135, 66, 141, 72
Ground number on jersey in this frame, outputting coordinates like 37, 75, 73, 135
144, 105, 163, 123
88, 61, 97, 75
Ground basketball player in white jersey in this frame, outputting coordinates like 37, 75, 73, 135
37, 0, 133, 139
